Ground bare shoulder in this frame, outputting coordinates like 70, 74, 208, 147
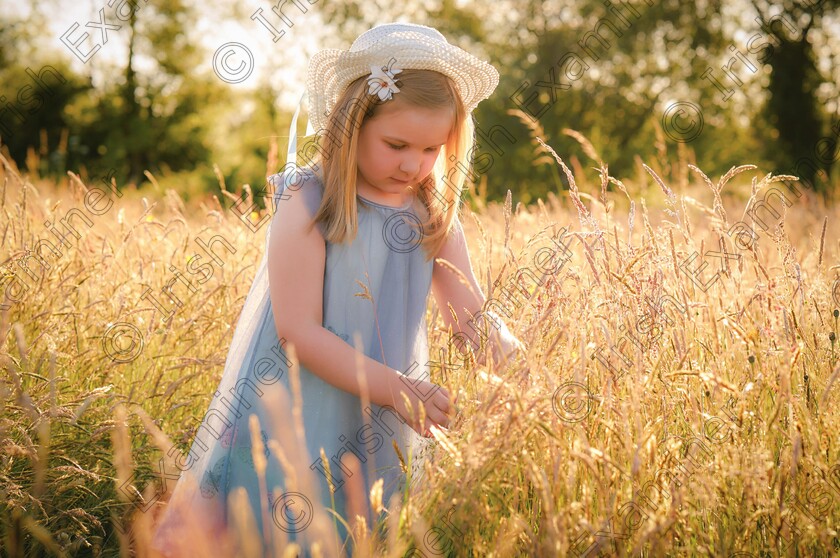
268, 168, 325, 255
268, 168, 324, 222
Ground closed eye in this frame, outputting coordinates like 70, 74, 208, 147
386, 142, 442, 153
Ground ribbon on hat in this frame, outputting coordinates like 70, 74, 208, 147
286, 89, 316, 182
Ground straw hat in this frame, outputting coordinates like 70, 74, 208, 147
305, 22, 500, 133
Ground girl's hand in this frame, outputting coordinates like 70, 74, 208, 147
476, 316, 525, 368
448, 312, 527, 387
392, 377, 454, 438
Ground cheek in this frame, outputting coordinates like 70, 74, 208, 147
379, 148, 400, 170
359, 140, 384, 171
422, 152, 441, 172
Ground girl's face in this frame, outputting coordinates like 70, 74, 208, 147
355, 100, 454, 206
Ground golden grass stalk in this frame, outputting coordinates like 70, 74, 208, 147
2, 135, 839, 556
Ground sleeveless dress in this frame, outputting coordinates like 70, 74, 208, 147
151, 167, 436, 557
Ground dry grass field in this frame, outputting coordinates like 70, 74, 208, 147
1, 128, 839, 557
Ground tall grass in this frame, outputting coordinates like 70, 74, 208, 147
1, 123, 839, 557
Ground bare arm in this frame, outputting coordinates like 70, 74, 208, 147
267, 179, 452, 431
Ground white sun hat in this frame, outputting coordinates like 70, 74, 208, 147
304, 22, 500, 133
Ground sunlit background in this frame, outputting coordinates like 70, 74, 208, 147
2, 0, 838, 203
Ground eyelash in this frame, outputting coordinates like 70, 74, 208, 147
387, 143, 439, 153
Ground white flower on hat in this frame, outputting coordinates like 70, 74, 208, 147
367, 60, 402, 101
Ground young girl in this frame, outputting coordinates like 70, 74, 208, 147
152, 22, 523, 557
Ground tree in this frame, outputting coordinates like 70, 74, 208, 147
91, 0, 213, 185
5, 0, 225, 187
0, 12, 90, 174
751, 0, 839, 193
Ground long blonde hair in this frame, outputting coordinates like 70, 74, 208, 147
297, 68, 474, 262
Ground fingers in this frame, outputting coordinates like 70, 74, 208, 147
410, 404, 451, 436
419, 383, 451, 416
435, 384, 450, 402
429, 391, 453, 421
406, 382, 456, 438
425, 404, 453, 430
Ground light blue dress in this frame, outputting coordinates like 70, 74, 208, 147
152, 167, 436, 556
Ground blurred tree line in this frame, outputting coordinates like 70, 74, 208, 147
0, 0, 837, 205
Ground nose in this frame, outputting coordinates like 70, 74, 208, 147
399, 154, 421, 176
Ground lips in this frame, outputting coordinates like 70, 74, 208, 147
392, 177, 412, 184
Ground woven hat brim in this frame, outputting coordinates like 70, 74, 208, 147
305, 33, 499, 133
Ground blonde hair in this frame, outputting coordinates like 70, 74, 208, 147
299, 68, 474, 262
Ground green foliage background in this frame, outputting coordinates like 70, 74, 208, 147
1, 0, 838, 204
